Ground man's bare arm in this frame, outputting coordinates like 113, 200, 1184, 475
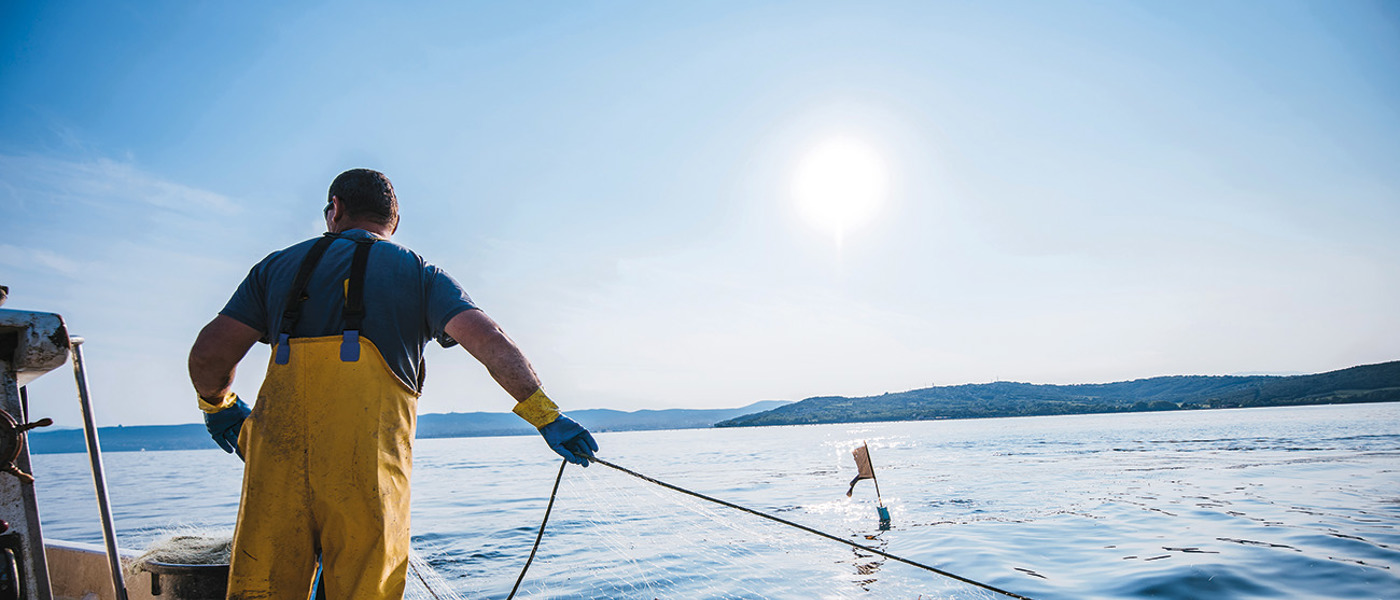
447, 308, 598, 465
189, 315, 262, 400
444, 309, 542, 402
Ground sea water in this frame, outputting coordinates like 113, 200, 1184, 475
32, 403, 1400, 599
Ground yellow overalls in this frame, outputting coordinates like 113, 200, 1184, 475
228, 234, 418, 599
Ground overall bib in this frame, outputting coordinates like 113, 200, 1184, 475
228, 234, 419, 600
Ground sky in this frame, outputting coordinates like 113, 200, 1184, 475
2, 0, 1398, 427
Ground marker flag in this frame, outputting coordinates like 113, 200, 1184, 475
846, 443, 876, 497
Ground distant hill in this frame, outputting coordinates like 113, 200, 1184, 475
414, 400, 790, 439
716, 361, 1400, 428
28, 424, 215, 455
28, 400, 790, 455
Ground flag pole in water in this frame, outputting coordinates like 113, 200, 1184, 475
847, 441, 891, 528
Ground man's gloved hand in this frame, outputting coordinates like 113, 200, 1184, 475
539, 415, 599, 467
513, 388, 599, 467
200, 393, 251, 459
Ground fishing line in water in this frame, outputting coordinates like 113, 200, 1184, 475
407, 549, 465, 600
505, 460, 848, 599
130, 458, 1025, 599
504, 457, 1034, 600
593, 458, 1034, 600
505, 460, 567, 600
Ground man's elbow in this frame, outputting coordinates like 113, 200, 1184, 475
189, 328, 225, 384
188, 316, 260, 380
445, 309, 506, 352
188, 339, 218, 377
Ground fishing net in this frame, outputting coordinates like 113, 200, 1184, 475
125, 527, 233, 577
406, 550, 467, 600
125, 462, 1010, 599
407, 460, 1008, 600
124, 527, 464, 600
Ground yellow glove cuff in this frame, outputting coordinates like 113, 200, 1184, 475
198, 391, 238, 414
513, 388, 561, 429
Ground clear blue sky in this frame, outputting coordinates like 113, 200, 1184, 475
3, 1, 1398, 426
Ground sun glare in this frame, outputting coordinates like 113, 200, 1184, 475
792, 138, 888, 245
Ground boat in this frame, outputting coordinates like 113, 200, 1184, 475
2, 306, 212, 600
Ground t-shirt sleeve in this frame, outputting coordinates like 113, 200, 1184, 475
424, 264, 477, 348
219, 261, 272, 343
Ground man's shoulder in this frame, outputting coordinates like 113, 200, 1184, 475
335, 230, 422, 260
246, 236, 323, 271
269, 235, 327, 256
368, 239, 438, 279
251, 232, 443, 281
373, 237, 424, 259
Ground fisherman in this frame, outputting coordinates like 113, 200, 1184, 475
187, 168, 598, 599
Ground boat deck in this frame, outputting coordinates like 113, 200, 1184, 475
46, 539, 160, 600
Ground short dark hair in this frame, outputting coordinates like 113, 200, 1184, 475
328, 168, 398, 226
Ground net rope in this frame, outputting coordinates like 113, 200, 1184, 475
129, 457, 1024, 599
402, 458, 1024, 599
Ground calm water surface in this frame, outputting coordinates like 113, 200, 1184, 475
33, 403, 1400, 599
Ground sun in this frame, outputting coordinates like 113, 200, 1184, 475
791, 138, 888, 245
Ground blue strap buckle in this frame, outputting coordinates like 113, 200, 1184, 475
340, 330, 361, 362
274, 332, 291, 365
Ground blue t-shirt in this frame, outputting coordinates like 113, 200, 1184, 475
220, 229, 477, 392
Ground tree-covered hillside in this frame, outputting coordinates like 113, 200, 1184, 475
715, 361, 1400, 428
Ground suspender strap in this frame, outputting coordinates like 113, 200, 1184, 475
340, 239, 376, 362
274, 233, 339, 365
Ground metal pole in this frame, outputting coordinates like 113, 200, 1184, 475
71, 337, 129, 600
865, 442, 884, 507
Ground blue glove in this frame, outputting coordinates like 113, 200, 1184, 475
539, 415, 598, 467
204, 396, 251, 459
